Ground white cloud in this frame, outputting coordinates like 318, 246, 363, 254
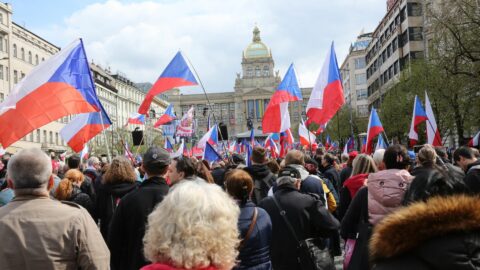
38, 0, 386, 93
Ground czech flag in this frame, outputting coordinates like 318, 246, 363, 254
246, 144, 253, 167
0, 39, 101, 148
203, 142, 222, 162
80, 144, 89, 160
171, 139, 184, 158
468, 131, 480, 147
306, 42, 344, 128
60, 103, 112, 152
425, 92, 442, 146
265, 135, 279, 158
325, 135, 332, 150
164, 138, 173, 153
299, 121, 316, 146
375, 135, 389, 151
408, 95, 428, 147
262, 63, 302, 133
249, 129, 255, 147
197, 124, 218, 149
127, 113, 145, 125
124, 141, 134, 162
365, 108, 384, 155
154, 104, 176, 127
342, 137, 354, 155
138, 52, 198, 115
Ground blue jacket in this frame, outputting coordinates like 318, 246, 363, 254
235, 201, 272, 270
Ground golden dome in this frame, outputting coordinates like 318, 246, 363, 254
244, 26, 271, 59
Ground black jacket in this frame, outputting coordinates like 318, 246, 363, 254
370, 195, 480, 270
211, 167, 226, 188
323, 165, 340, 192
339, 166, 353, 186
68, 185, 94, 216
465, 159, 480, 194
258, 184, 339, 270
108, 176, 169, 270
95, 181, 138, 240
245, 165, 276, 204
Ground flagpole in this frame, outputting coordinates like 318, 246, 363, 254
382, 131, 390, 146
184, 54, 229, 159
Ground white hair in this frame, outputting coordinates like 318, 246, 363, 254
276, 175, 296, 186
8, 148, 52, 190
143, 181, 240, 270
373, 149, 386, 167
87, 156, 100, 166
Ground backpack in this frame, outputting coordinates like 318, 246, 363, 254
253, 172, 275, 204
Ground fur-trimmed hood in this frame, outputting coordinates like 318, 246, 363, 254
370, 195, 480, 261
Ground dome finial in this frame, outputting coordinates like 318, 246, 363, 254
253, 25, 261, 42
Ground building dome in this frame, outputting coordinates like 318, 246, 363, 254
244, 26, 271, 59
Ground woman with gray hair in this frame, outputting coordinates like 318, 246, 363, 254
142, 181, 240, 270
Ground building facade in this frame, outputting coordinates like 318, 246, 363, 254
366, 0, 426, 109
167, 26, 313, 140
340, 32, 373, 118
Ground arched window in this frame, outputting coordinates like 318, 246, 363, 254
263, 65, 269, 76
247, 66, 253, 77
35, 55, 39, 65
13, 44, 17, 57
41, 57, 45, 62
28, 51, 32, 64
255, 66, 261, 77
21, 48, 25, 60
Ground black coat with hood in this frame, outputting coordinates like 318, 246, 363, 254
95, 181, 138, 240
244, 164, 276, 204
370, 195, 480, 270
465, 159, 480, 194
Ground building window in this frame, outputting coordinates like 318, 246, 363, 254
355, 73, 367, 85
355, 58, 366, 69
247, 100, 255, 119
408, 27, 423, 41
43, 130, 47, 143
0, 13, 3, 25
13, 44, 17, 57
28, 51, 32, 64
21, 48, 25, 60
35, 55, 39, 65
56, 132, 59, 145
357, 89, 368, 100
0, 38, 3, 52
49, 131, 53, 144
0, 64, 3, 80
255, 66, 261, 77
21, 72, 25, 79
263, 65, 269, 76
29, 132, 33, 142
36, 129, 40, 142
13, 70, 17, 84
407, 2, 422, 16
0, 93, 3, 102
399, 30, 409, 47
42, 57, 45, 62
357, 105, 369, 117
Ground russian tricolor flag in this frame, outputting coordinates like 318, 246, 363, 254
138, 52, 198, 115
408, 95, 428, 147
0, 39, 101, 148
154, 104, 176, 127
306, 42, 344, 131
60, 103, 112, 153
262, 63, 302, 133
127, 113, 146, 125
365, 108, 384, 154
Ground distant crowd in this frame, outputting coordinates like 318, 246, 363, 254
0, 143, 479, 270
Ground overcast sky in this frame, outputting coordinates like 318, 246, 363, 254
10, 0, 386, 94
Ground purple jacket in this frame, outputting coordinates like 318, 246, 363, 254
367, 169, 413, 225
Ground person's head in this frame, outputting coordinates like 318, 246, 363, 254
434, 146, 448, 160
87, 156, 101, 171
168, 156, 196, 185
266, 158, 280, 175
341, 153, 349, 164
373, 149, 386, 170
195, 161, 214, 184
304, 156, 319, 174
103, 157, 137, 185
225, 169, 254, 205
67, 155, 80, 169
285, 150, 305, 166
322, 153, 335, 168
143, 181, 239, 270
471, 148, 480, 158
231, 153, 245, 166
417, 144, 437, 168
251, 146, 267, 165
351, 154, 378, 176
7, 148, 53, 195
383, 145, 411, 170
347, 151, 358, 167
142, 146, 171, 177
276, 166, 302, 189
453, 146, 477, 171
55, 169, 84, 200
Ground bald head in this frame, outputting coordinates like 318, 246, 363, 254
285, 150, 305, 166
8, 148, 52, 190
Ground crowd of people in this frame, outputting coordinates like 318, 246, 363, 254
0, 142, 479, 270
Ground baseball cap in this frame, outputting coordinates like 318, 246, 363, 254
143, 146, 171, 167
348, 151, 358, 160
278, 166, 301, 179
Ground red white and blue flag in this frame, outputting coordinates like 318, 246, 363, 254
342, 136, 355, 155
469, 131, 480, 147
127, 113, 146, 125
154, 104, 176, 127
124, 141, 134, 162
197, 124, 218, 149
425, 92, 442, 146
306, 42, 344, 133
262, 63, 302, 133
164, 138, 174, 153
408, 95, 428, 147
249, 129, 255, 147
375, 135, 389, 151
265, 134, 279, 158
325, 135, 332, 150
299, 121, 316, 146
60, 103, 112, 152
203, 142, 223, 162
0, 39, 102, 148
138, 52, 198, 115
365, 108, 384, 154
80, 143, 89, 160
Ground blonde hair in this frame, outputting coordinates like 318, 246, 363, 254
143, 181, 240, 270
55, 169, 84, 200
351, 154, 378, 176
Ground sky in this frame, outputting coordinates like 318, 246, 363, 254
9, 0, 386, 94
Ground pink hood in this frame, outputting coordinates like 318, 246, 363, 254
367, 169, 413, 225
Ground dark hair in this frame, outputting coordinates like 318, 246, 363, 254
403, 167, 467, 205
196, 161, 214, 183
67, 155, 80, 169
173, 156, 196, 178
266, 159, 280, 175
383, 145, 411, 170
323, 153, 335, 166
225, 169, 253, 205
453, 146, 474, 162
251, 146, 267, 164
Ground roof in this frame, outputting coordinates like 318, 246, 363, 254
243, 26, 271, 59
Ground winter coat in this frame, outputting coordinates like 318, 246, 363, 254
235, 201, 272, 270
95, 181, 138, 240
338, 173, 368, 221
68, 185, 94, 216
289, 164, 326, 205
244, 165, 276, 204
367, 169, 413, 225
370, 195, 480, 270
141, 262, 220, 270
258, 183, 339, 270
108, 176, 170, 270
339, 165, 353, 186
465, 159, 480, 194
211, 167, 226, 187
323, 165, 340, 192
